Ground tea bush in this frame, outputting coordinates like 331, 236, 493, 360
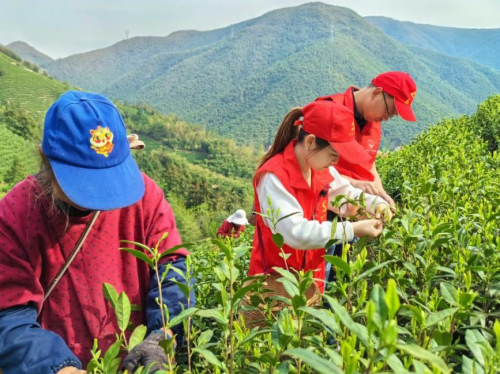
85, 99, 500, 373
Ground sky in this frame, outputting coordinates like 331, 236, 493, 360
1, 0, 499, 59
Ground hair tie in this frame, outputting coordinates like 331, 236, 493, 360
294, 120, 304, 126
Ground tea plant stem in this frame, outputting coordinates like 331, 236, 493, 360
154, 260, 173, 372
187, 292, 192, 372
279, 247, 290, 271
229, 258, 235, 374
364, 343, 386, 374
121, 332, 129, 351
297, 314, 303, 373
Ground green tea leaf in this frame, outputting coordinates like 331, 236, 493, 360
425, 308, 459, 328
371, 284, 388, 325
300, 306, 341, 334
193, 347, 223, 368
324, 255, 351, 275
167, 307, 198, 329
386, 279, 400, 320
278, 278, 299, 297
458, 292, 476, 308
465, 329, 488, 367
324, 295, 370, 348
439, 282, 458, 306
103, 340, 121, 370
119, 247, 154, 267
128, 324, 147, 351
432, 330, 453, 346
232, 282, 260, 307
462, 355, 485, 374
272, 233, 284, 248
158, 243, 193, 260
119, 239, 153, 255
386, 354, 411, 374
102, 283, 119, 310
211, 238, 233, 261
397, 344, 450, 373
272, 267, 299, 286
115, 292, 131, 333
284, 348, 343, 374
169, 279, 191, 299
356, 260, 397, 282
197, 308, 228, 325
412, 360, 431, 374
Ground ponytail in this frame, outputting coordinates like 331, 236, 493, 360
258, 107, 302, 168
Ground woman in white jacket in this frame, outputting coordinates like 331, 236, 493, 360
248, 100, 392, 291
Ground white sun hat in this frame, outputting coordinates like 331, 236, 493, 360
227, 209, 249, 226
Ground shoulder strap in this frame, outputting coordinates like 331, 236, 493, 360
43, 210, 101, 302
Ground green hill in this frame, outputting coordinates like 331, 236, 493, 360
367, 16, 500, 71
0, 47, 258, 240
6, 41, 54, 66
0, 50, 70, 117
44, 2, 500, 149
0, 49, 70, 193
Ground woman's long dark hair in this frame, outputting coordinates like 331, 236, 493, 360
258, 108, 330, 168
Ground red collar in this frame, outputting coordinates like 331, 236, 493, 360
342, 86, 358, 112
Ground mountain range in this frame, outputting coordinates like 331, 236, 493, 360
8, 2, 500, 148
367, 16, 500, 71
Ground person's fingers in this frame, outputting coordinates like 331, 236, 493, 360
371, 219, 383, 238
381, 191, 396, 210
388, 210, 394, 221
366, 185, 379, 195
123, 350, 141, 372
388, 197, 396, 209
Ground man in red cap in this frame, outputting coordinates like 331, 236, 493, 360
317, 71, 417, 210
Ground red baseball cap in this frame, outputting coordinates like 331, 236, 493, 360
372, 71, 417, 122
298, 101, 371, 165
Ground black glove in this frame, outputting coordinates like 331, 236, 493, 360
122, 330, 173, 373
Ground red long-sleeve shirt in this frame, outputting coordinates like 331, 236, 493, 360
216, 220, 246, 238
0, 173, 188, 365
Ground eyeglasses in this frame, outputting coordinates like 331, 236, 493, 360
382, 92, 398, 119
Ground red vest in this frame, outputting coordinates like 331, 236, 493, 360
248, 141, 334, 292
317, 87, 382, 181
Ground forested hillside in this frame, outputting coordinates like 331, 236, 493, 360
44, 2, 500, 149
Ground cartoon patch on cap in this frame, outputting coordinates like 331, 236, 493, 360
405, 91, 417, 105
90, 125, 114, 157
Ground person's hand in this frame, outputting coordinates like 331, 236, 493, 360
380, 191, 396, 212
123, 330, 174, 373
57, 367, 86, 374
352, 219, 383, 239
353, 180, 381, 196
375, 203, 393, 223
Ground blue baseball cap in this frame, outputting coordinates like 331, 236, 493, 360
42, 91, 145, 210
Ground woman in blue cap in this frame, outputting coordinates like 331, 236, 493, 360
0, 91, 193, 373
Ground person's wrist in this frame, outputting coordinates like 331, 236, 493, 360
57, 367, 84, 374
150, 328, 176, 349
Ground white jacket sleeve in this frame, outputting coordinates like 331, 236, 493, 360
256, 172, 354, 250
328, 166, 387, 216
